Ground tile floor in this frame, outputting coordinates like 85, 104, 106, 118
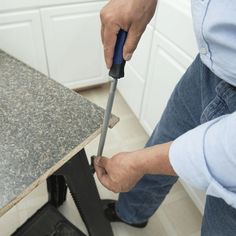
0, 84, 202, 236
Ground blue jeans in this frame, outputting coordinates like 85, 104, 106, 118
116, 55, 236, 235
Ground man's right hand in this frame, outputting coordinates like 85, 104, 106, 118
100, 0, 157, 68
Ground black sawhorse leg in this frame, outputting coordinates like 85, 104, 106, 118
47, 148, 114, 236
13, 149, 112, 236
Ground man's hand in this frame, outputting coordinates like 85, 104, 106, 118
94, 142, 176, 193
94, 152, 144, 193
100, 0, 157, 68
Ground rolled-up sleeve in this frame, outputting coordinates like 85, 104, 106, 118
169, 112, 236, 208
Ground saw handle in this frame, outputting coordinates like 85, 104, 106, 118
109, 30, 127, 79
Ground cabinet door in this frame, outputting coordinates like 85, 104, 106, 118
118, 25, 154, 118
41, 2, 107, 88
155, 0, 197, 58
0, 10, 48, 75
140, 31, 192, 135
141, 0, 198, 135
141, 31, 206, 213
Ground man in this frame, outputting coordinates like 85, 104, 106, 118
94, 0, 236, 235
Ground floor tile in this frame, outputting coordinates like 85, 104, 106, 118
190, 231, 201, 236
163, 181, 188, 206
162, 196, 202, 236
59, 192, 88, 235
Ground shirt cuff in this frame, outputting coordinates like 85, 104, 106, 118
169, 120, 217, 192
169, 115, 236, 208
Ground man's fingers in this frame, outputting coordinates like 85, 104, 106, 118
94, 161, 106, 175
94, 164, 114, 191
94, 157, 119, 192
103, 25, 120, 69
95, 156, 109, 169
123, 25, 144, 61
101, 24, 104, 45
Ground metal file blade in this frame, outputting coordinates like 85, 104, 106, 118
97, 79, 117, 157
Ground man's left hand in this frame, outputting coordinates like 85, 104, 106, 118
94, 152, 144, 193
94, 143, 176, 193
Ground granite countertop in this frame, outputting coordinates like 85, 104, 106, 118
0, 50, 117, 216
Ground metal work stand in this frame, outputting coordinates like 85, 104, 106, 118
13, 149, 114, 236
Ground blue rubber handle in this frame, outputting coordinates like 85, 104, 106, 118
109, 30, 128, 79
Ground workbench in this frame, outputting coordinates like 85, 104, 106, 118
0, 50, 117, 235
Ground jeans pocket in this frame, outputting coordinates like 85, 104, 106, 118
200, 81, 231, 124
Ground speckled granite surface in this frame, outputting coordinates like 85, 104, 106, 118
0, 50, 107, 212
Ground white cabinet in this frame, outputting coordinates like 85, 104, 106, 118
118, 25, 154, 118
139, 0, 205, 214
0, 10, 48, 75
154, 0, 197, 58
0, 1, 107, 88
140, 32, 189, 135
118, 0, 205, 213
0, 0, 101, 12
41, 2, 107, 88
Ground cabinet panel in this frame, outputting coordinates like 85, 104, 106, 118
141, 31, 205, 214
155, 0, 198, 58
118, 64, 145, 118
0, 10, 48, 75
141, 32, 190, 135
118, 26, 154, 118
41, 2, 107, 88
0, 0, 107, 12
128, 25, 154, 81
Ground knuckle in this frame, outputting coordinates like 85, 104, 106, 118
103, 182, 110, 189
113, 188, 119, 193
109, 183, 119, 193
100, 10, 113, 23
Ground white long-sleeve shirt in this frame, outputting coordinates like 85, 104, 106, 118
169, 0, 236, 209
169, 112, 236, 208
192, 0, 236, 86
